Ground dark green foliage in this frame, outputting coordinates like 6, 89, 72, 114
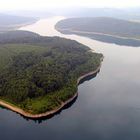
0, 31, 103, 113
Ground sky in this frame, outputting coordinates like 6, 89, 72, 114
0, 0, 140, 10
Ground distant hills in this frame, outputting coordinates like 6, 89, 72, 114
3, 7, 140, 20
4, 10, 54, 18
56, 17, 140, 46
49, 7, 140, 20
56, 17, 140, 38
0, 13, 36, 32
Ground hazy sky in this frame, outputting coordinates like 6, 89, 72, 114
0, 0, 140, 10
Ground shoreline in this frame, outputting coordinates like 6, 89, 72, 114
56, 27, 140, 47
56, 27, 140, 41
0, 57, 103, 119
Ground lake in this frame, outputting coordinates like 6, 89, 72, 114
1, 16, 140, 140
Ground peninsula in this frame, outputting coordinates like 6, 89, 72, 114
55, 17, 140, 46
0, 31, 103, 118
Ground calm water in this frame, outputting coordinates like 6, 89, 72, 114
1, 17, 140, 140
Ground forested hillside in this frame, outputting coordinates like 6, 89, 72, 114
56, 17, 140, 39
0, 31, 103, 114
56, 17, 140, 46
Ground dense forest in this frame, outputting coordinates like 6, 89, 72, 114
0, 31, 102, 114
